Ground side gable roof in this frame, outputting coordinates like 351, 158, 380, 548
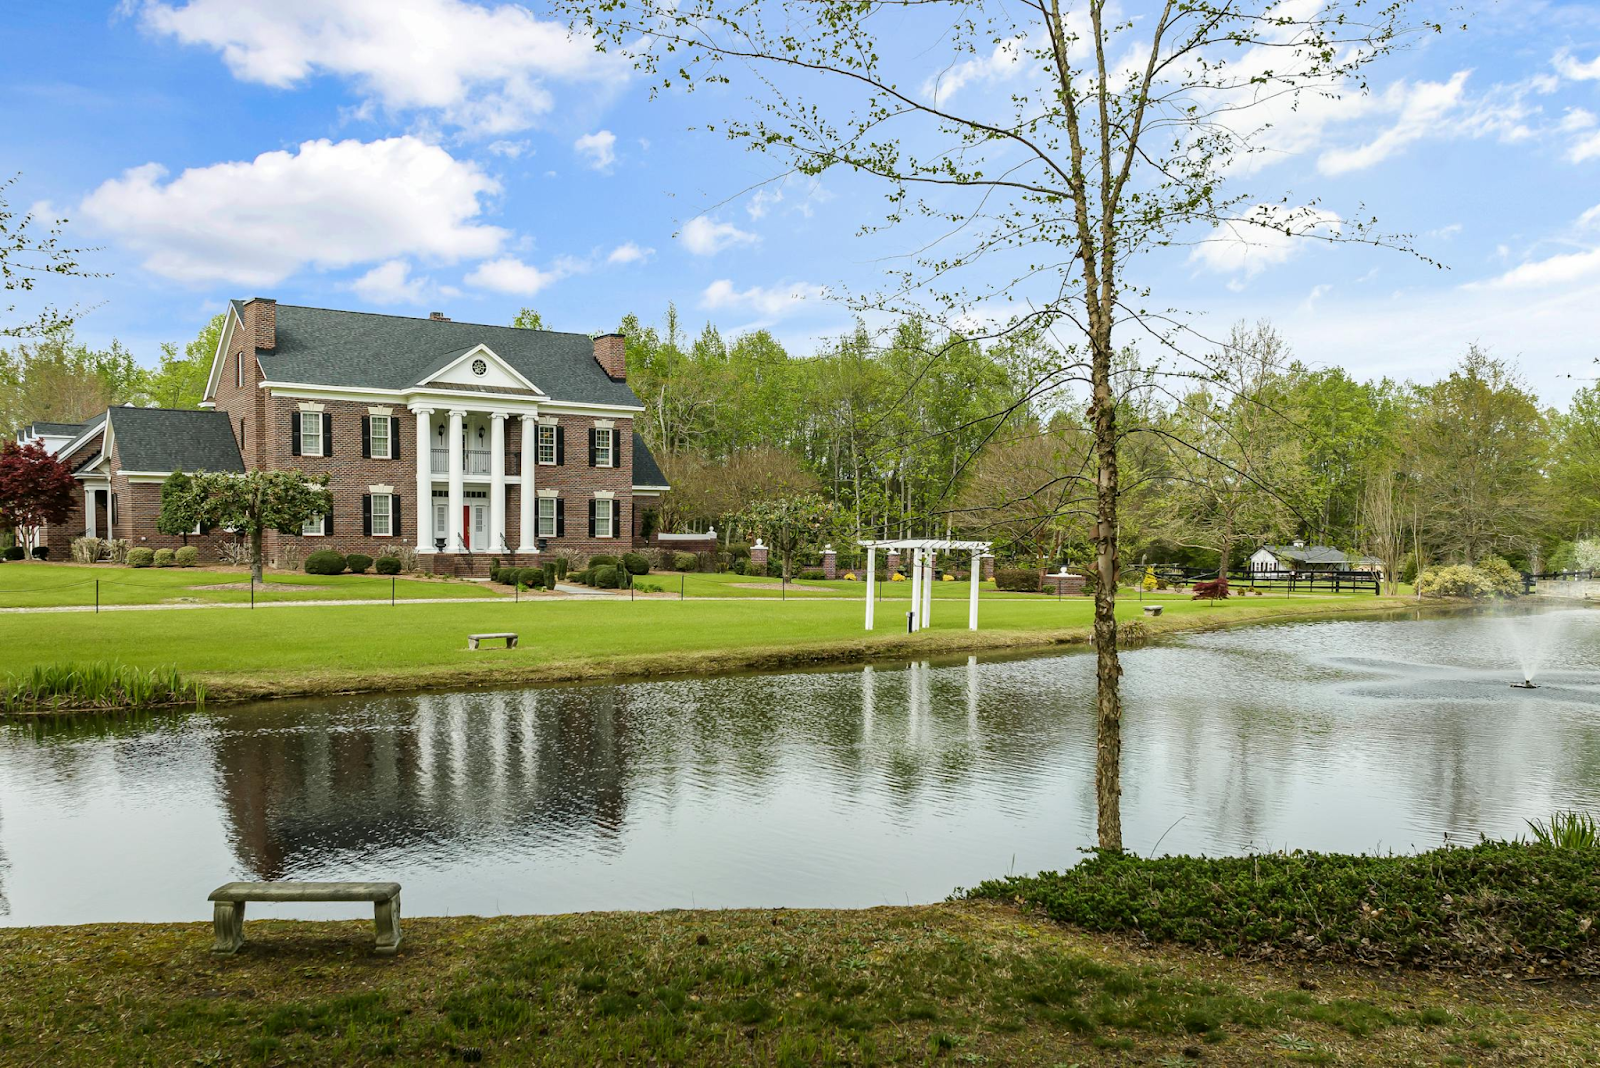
631, 432, 669, 489
255, 305, 641, 408
107, 407, 245, 473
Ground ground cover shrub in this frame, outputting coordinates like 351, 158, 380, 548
591, 565, 621, 589
994, 568, 1041, 593
621, 552, 650, 575
174, 546, 199, 568
1, 661, 205, 714
968, 840, 1600, 973
671, 551, 699, 572
376, 556, 401, 575
489, 558, 503, 582
1191, 578, 1229, 600
2, 546, 24, 560
518, 568, 544, 589
304, 550, 348, 576
745, 561, 766, 578
346, 553, 374, 575
797, 569, 825, 581
633, 581, 663, 593
1417, 565, 1495, 599
152, 548, 175, 567
126, 547, 154, 568
569, 569, 591, 586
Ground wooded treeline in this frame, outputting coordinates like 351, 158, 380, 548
4, 306, 1592, 577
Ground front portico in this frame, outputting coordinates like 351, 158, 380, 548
409, 405, 543, 556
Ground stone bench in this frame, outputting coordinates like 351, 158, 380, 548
208, 881, 402, 956
467, 632, 518, 650
1142, 604, 1164, 616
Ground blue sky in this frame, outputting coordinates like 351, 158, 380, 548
5, 1, 1600, 402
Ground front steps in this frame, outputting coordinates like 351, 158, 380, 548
424, 552, 541, 578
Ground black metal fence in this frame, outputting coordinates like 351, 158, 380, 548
1150, 566, 1381, 595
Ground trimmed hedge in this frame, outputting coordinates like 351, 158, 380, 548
518, 567, 544, 589
2, 546, 25, 561
797, 569, 825, 581
346, 553, 374, 575
968, 841, 1600, 973
174, 546, 199, 568
621, 552, 650, 575
153, 548, 176, 568
376, 556, 401, 575
304, 550, 348, 576
673, 551, 699, 572
995, 568, 1041, 593
542, 562, 558, 589
31, 546, 50, 560
587, 554, 618, 569
127, 547, 155, 568
593, 565, 621, 589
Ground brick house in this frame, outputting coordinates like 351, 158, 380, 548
40, 300, 668, 572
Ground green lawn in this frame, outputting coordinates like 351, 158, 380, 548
1, 903, 1585, 1067
0, 583, 1406, 699
0, 562, 496, 608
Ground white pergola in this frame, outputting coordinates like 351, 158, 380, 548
859, 538, 993, 632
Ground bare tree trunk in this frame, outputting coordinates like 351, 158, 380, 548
1090, 330, 1123, 853
250, 527, 265, 583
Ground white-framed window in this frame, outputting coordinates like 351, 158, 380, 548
371, 493, 393, 536
369, 416, 390, 459
235, 352, 243, 388
299, 411, 322, 456
595, 427, 613, 467
302, 513, 325, 537
537, 423, 557, 465
537, 496, 557, 537
595, 498, 613, 539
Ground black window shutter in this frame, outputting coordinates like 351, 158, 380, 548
391, 417, 401, 461
556, 425, 565, 465
291, 413, 301, 456
322, 413, 333, 457
362, 494, 372, 536
110, 493, 118, 526
612, 430, 621, 468
555, 498, 565, 537
589, 427, 597, 467
588, 499, 596, 537
392, 495, 402, 538
323, 505, 332, 536
614, 499, 622, 536
361, 417, 371, 458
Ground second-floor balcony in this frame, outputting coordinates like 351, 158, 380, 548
431, 449, 516, 476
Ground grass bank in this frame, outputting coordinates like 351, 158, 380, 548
0, 591, 1415, 703
2, 902, 1592, 1066
969, 842, 1600, 977
0, 562, 492, 608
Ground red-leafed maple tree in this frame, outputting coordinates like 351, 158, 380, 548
0, 440, 78, 556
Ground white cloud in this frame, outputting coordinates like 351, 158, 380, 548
79, 136, 506, 286
1300, 283, 1332, 312
700, 279, 825, 318
1555, 49, 1600, 81
607, 242, 653, 265
465, 256, 564, 296
136, 0, 622, 133
351, 259, 427, 304
1473, 248, 1600, 290
922, 35, 1029, 104
486, 139, 530, 158
679, 216, 759, 256
1565, 112, 1600, 162
1317, 72, 1471, 175
1578, 204, 1600, 230
1428, 223, 1464, 239
746, 189, 783, 220
574, 130, 617, 172
1188, 205, 1342, 278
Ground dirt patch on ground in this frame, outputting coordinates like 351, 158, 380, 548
188, 582, 323, 591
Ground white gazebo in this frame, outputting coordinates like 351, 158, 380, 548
858, 538, 993, 632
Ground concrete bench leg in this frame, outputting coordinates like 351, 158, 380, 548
212, 901, 245, 955
373, 894, 402, 956
468, 637, 480, 650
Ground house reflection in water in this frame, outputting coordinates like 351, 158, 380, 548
214, 689, 631, 881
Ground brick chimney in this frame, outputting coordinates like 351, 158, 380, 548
593, 332, 626, 380
429, 311, 451, 321
244, 297, 276, 350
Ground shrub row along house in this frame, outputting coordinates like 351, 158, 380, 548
36, 300, 669, 573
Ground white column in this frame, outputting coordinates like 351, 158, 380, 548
489, 411, 508, 554
412, 407, 434, 553
922, 549, 934, 628
518, 415, 537, 553
84, 485, 96, 537
969, 550, 981, 630
447, 409, 466, 552
909, 547, 922, 631
864, 545, 876, 630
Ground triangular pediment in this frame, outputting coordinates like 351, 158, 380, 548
417, 344, 545, 396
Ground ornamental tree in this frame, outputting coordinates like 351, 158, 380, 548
739, 493, 840, 579
186, 469, 332, 581
156, 470, 203, 544
0, 439, 77, 556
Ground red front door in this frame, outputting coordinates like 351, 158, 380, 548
462, 506, 472, 550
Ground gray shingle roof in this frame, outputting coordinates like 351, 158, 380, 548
242, 303, 642, 408
1264, 544, 1382, 567
110, 407, 244, 473
25, 421, 88, 437
632, 432, 668, 488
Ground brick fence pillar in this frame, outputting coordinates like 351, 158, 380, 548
886, 550, 901, 574
750, 539, 769, 574
980, 555, 995, 580
822, 544, 837, 579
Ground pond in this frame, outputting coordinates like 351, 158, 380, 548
3, 606, 1598, 926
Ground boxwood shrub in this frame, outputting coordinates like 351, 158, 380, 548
621, 552, 650, 575
797, 569, 825, 581
542, 562, 558, 589
556, 557, 569, 579
518, 567, 544, 589
346, 553, 374, 575
31, 546, 50, 560
745, 561, 767, 578
593, 564, 621, 589
304, 550, 348, 575
672, 551, 699, 572
995, 568, 1041, 593
153, 548, 176, 568
375, 556, 401, 575
173, 546, 199, 568
126, 547, 155, 568
587, 554, 618, 569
